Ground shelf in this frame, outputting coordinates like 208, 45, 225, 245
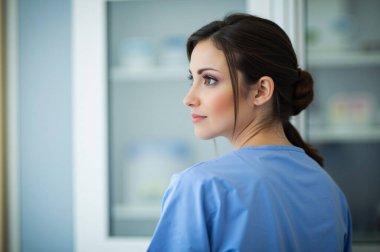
110, 65, 188, 83
309, 125, 380, 143
307, 50, 380, 68
113, 204, 161, 220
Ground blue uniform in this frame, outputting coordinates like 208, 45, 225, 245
148, 145, 352, 252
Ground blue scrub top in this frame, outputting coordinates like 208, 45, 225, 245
148, 145, 352, 252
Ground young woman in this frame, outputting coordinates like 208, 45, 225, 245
148, 13, 352, 252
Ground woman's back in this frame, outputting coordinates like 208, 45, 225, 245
148, 145, 351, 251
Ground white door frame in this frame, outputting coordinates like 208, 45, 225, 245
72, 0, 149, 251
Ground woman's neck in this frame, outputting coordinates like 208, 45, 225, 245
231, 121, 292, 149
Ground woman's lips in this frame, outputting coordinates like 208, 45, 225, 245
191, 113, 207, 123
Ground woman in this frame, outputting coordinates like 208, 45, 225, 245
148, 13, 352, 252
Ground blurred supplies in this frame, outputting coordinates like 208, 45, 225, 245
328, 92, 376, 127
123, 140, 191, 206
159, 36, 187, 66
119, 35, 187, 70
306, 0, 354, 52
119, 37, 155, 69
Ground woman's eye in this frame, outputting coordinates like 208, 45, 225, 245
204, 76, 217, 86
188, 74, 194, 86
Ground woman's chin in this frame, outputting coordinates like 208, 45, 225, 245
194, 130, 214, 140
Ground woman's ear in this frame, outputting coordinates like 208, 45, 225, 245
251, 76, 274, 106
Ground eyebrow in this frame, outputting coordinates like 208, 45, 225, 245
189, 68, 219, 75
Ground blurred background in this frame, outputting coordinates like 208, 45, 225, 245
1, 0, 379, 251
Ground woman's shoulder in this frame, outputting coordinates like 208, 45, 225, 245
170, 145, 311, 192
171, 150, 256, 192
177, 151, 240, 178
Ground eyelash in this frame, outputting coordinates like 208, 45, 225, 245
187, 74, 218, 86
203, 75, 217, 86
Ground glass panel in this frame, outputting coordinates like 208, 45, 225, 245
306, 0, 380, 242
107, 0, 246, 237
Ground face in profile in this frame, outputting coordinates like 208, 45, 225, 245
183, 39, 255, 141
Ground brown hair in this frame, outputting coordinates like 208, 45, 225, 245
187, 13, 324, 166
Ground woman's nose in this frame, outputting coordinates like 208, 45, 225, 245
183, 86, 200, 107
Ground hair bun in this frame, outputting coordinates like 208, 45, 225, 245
292, 69, 314, 115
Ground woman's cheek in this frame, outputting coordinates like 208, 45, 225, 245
209, 91, 234, 114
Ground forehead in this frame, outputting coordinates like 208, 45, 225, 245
189, 39, 228, 72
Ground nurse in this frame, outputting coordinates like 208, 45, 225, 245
148, 13, 352, 252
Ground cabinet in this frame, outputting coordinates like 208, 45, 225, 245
306, 0, 380, 244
